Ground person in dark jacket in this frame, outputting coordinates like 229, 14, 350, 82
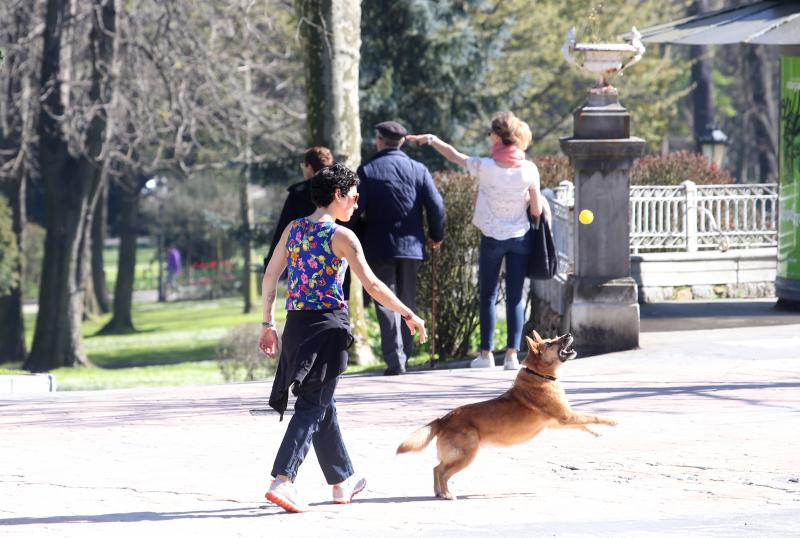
259, 163, 427, 513
264, 147, 334, 269
356, 121, 445, 375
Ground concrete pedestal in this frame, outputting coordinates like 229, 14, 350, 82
560, 89, 644, 355
568, 276, 640, 356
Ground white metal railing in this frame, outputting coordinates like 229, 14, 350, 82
630, 181, 778, 253
545, 181, 575, 274
547, 180, 778, 271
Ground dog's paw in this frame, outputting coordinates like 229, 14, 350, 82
436, 491, 456, 501
606, 418, 618, 427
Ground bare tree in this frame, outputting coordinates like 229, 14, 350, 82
0, 0, 42, 364
743, 44, 778, 182
99, 0, 304, 331
24, 0, 115, 371
89, 180, 111, 313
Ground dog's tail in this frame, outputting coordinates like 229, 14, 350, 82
396, 419, 440, 454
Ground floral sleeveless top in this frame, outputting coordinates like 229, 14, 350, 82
285, 218, 348, 311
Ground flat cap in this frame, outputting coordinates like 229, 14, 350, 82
375, 120, 407, 140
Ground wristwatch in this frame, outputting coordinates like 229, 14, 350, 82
426, 134, 434, 146
262, 321, 275, 329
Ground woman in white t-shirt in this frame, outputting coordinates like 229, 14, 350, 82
408, 111, 543, 370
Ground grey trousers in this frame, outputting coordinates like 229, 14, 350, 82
369, 258, 421, 371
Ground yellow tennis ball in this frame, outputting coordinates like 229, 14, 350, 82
579, 209, 594, 225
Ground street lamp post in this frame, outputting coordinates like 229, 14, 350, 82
697, 124, 728, 168
144, 176, 169, 302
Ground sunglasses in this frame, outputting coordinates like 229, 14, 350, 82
341, 191, 359, 203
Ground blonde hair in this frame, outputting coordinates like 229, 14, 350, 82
490, 111, 532, 150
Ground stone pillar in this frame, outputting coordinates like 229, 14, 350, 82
560, 90, 645, 356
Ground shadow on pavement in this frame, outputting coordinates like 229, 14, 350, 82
0, 507, 272, 525
567, 381, 800, 409
345, 493, 539, 505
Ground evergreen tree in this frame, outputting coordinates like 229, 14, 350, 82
359, 0, 510, 168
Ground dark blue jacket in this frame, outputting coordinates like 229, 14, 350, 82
356, 149, 445, 260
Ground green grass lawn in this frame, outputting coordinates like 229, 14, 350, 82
7, 294, 502, 392
12, 297, 275, 391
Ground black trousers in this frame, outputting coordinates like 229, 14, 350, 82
368, 258, 421, 370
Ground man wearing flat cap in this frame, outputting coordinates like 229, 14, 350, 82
355, 121, 445, 376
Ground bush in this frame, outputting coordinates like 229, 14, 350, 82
217, 323, 277, 382
531, 154, 574, 189
531, 151, 735, 188
417, 171, 481, 360
0, 195, 20, 296
631, 151, 734, 185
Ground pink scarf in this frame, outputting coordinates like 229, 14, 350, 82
491, 142, 526, 167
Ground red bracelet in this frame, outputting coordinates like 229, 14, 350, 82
402, 313, 413, 321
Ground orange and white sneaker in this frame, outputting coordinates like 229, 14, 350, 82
332, 476, 366, 504
266, 479, 308, 513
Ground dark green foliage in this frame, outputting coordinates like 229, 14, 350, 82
0, 195, 20, 296
417, 171, 481, 360
359, 1, 510, 169
631, 152, 734, 186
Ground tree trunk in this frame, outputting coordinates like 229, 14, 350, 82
240, 163, 253, 313
689, 0, 714, 151
98, 185, 139, 334
0, 178, 26, 364
25, 0, 114, 372
296, 0, 374, 365
91, 180, 111, 312
744, 44, 779, 182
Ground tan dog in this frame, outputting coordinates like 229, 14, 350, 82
396, 331, 617, 499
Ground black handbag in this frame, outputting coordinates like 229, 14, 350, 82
527, 213, 557, 280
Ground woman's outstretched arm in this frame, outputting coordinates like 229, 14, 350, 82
406, 134, 469, 169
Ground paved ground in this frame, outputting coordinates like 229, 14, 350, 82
1, 321, 799, 537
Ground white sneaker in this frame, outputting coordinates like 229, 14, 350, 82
470, 354, 495, 368
266, 478, 308, 513
503, 354, 520, 370
332, 476, 366, 504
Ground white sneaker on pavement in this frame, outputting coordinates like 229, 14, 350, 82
470, 354, 495, 368
266, 478, 308, 513
503, 354, 521, 370
332, 476, 366, 504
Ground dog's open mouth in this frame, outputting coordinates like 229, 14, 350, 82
559, 335, 576, 361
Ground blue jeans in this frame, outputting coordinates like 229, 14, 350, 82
479, 233, 529, 352
271, 376, 353, 485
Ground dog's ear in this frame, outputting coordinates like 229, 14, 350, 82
524, 335, 538, 353
532, 330, 543, 343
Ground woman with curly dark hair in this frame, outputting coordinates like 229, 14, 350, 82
259, 162, 427, 513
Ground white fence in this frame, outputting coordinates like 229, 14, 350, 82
546, 180, 779, 272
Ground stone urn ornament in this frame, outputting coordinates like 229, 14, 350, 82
561, 26, 645, 90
